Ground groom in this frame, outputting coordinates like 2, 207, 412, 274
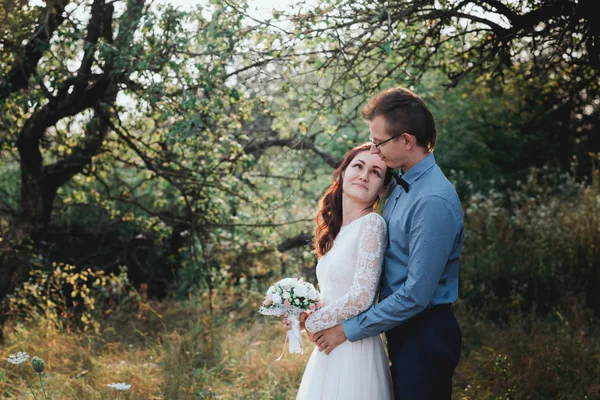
310, 87, 464, 399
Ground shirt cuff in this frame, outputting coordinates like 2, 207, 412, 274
342, 316, 363, 342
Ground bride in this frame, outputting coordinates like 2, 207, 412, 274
286, 143, 394, 400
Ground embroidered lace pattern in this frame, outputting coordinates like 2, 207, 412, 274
305, 213, 387, 333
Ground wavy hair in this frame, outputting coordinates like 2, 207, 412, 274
313, 143, 393, 258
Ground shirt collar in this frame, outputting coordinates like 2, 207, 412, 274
400, 152, 436, 185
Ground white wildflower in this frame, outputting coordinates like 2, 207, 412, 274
107, 382, 131, 392
282, 291, 291, 300
8, 352, 30, 366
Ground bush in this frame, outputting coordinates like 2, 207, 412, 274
8, 263, 135, 333
455, 303, 600, 399
460, 164, 600, 318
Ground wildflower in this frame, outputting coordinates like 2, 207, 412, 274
31, 356, 45, 373
107, 382, 132, 392
7, 352, 30, 366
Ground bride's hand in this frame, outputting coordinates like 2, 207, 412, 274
282, 314, 291, 331
299, 311, 310, 331
281, 311, 311, 332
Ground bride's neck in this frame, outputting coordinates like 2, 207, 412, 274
341, 197, 372, 227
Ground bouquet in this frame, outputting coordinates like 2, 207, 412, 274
258, 277, 322, 359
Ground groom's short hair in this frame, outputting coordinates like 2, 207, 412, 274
361, 87, 437, 151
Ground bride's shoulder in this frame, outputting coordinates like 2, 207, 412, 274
362, 212, 386, 230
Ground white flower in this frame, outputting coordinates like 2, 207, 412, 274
107, 382, 131, 392
8, 352, 30, 366
267, 286, 276, 295
282, 291, 291, 300
307, 289, 318, 301
294, 298, 300, 305
271, 293, 282, 304
278, 278, 297, 290
294, 284, 308, 298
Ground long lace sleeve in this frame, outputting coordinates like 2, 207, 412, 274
305, 213, 387, 333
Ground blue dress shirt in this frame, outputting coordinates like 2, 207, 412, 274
343, 153, 464, 342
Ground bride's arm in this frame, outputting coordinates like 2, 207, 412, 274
305, 213, 386, 334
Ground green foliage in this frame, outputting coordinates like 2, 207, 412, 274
0, 0, 328, 301
3, 0, 598, 303
460, 163, 600, 317
0, 159, 18, 235
8, 262, 133, 333
456, 304, 600, 400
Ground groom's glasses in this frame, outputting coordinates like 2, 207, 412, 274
369, 135, 398, 151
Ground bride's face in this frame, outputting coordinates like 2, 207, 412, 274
341, 151, 388, 205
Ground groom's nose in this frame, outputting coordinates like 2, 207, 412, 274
370, 144, 379, 154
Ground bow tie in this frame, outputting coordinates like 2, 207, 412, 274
391, 171, 409, 193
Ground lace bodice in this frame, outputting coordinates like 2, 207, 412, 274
305, 213, 387, 333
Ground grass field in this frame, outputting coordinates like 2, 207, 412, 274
1, 283, 598, 399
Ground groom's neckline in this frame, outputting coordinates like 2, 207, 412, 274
400, 153, 436, 186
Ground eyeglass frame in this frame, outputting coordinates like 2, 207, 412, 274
369, 134, 403, 151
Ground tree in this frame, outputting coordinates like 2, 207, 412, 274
1, 0, 361, 333
0, 0, 147, 330
269, 0, 599, 172
0, 0, 264, 329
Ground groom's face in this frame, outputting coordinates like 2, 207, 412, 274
368, 116, 405, 169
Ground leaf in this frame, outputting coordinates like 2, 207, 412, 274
380, 42, 392, 55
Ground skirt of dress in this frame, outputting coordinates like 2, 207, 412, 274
296, 335, 393, 400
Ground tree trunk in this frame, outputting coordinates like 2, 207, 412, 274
0, 106, 113, 341
0, 0, 145, 340
0, 195, 45, 341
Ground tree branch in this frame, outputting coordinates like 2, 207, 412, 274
43, 107, 109, 194
244, 138, 341, 168
73, 0, 105, 95
277, 233, 313, 252
0, 0, 70, 101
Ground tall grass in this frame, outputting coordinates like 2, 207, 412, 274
460, 164, 600, 317
2, 281, 598, 399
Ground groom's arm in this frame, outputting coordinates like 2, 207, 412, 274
342, 196, 462, 342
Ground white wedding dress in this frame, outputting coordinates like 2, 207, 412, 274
297, 213, 393, 400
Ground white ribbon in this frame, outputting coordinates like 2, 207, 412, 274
289, 314, 304, 353
276, 314, 304, 360
259, 305, 306, 361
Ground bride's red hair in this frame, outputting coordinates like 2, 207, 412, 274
313, 143, 393, 258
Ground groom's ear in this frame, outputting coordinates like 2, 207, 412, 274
403, 133, 415, 150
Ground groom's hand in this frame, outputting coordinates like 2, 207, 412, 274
314, 325, 346, 355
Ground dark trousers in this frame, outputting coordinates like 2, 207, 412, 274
385, 304, 462, 400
